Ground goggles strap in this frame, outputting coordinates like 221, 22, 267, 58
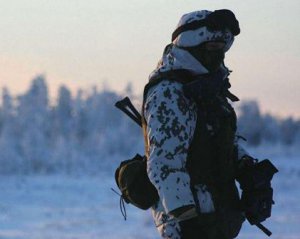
172, 19, 207, 42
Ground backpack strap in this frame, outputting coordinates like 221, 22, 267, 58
222, 77, 239, 102
143, 69, 239, 109
143, 69, 195, 101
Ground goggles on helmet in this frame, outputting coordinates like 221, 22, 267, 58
172, 9, 240, 42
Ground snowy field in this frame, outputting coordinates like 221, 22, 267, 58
0, 149, 299, 239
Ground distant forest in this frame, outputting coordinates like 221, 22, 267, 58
0, 76, 299, 174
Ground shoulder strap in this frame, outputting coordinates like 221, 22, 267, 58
143, 69, 195, 101
222, 77, 239, 102
142, 69, 240, 114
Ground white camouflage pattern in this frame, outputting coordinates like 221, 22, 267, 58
173, 10, 234, 51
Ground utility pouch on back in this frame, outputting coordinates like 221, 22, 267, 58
115, 154, 159, 210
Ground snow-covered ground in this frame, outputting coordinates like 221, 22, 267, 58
0, 150, 299, 239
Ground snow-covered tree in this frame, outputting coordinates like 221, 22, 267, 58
0, 88, 14, 134
261, 114, 280, 143
280, 117, 299, 145
237, 101, 264, 146
55, 85, 73, 138
16, 75, 51, 173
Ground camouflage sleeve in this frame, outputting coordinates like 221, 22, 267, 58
143, 80, 197, 214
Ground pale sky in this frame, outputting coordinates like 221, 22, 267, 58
0, 0, 299, 118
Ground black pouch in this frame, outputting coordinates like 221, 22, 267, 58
115, 154, 159, 210
237, 159, 278, 225
241, 188, 274, 225
218, 209, 245, 239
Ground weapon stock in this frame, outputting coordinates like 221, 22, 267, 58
256, 222, 272, 237
115, 97, 142, 127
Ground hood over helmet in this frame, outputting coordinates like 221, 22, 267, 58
149, 9, 240, 80
172, 9, 239, 51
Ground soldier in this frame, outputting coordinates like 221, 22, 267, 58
142, 9, 257, 239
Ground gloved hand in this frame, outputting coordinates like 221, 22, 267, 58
236, 157, 278, 225
169, 205, 197, 219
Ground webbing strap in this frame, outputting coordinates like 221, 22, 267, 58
143, 70, 239, 105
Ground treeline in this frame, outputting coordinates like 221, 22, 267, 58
0, 76, 298, 174
0, 76, 143, 174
